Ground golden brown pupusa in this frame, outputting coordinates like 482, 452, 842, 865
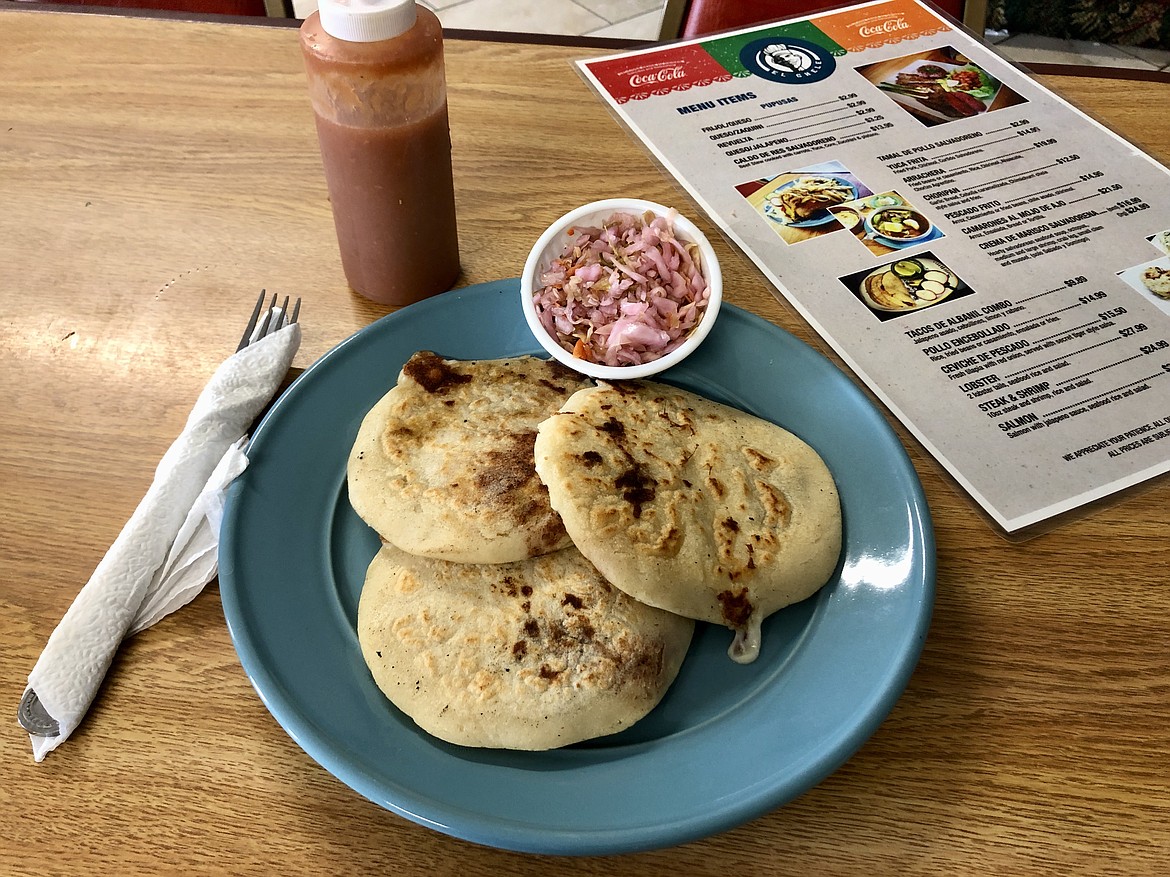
357, 543, 694, 750
534, 380, 841, 663
347, 351, 593, 563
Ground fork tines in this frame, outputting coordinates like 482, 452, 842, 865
237, 290, 301, 352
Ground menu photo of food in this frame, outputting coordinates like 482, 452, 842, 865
840, 251, 974, 321
1147, 228, 1170, 255
736, 160, 871, 245
827, 190, 944, 257
855, 47, 1026, 127
1118, 256, 1170, 314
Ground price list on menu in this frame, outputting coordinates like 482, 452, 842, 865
578, 0, 1170, 531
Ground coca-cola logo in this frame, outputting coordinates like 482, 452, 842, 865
584, 44, 733, 103
627, 64, 687, 88
857, 16, 910, 37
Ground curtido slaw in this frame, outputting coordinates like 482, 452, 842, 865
530, 208, 711, 367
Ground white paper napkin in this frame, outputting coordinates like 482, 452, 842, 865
23, 321, 301, 761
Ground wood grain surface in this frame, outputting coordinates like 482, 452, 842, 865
1, 8, 1168, 875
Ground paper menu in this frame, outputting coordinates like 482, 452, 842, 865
576, 0, 1170, 533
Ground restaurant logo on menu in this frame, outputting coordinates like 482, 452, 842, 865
584, 44, 732, 104
737, 36, 836, 84
700, 21, 845, 79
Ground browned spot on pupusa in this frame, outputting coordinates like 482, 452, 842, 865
499, 572, 670, 695
402, 350, 473, 394
543, 358, 582, 383
473, 431, 570, 552
535, 360, 585, 395
716, 588, 754, 628
531, 507, 569, 554
757, 480, 792, 528
599, 417, 626, 438
607, 381, 643, 398
627, 641, 665, 686
716, 516, 743, 571
570, 616, 595, 641
744, 447, 777, 472
476, 431, 537, 499
615, 463, 656, 518
718, 487, 779, 578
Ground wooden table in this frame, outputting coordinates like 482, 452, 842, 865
2, 6, 1168, 874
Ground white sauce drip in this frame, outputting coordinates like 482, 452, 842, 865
727, 616, 762, 664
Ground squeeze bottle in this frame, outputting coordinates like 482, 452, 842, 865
300, 0, 460, 306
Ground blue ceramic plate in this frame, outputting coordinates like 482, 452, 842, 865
219, 278, 934, 855
869, 230, 945, 251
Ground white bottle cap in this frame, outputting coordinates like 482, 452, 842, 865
318, 0, 417, 43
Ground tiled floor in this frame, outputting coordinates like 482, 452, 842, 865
985, 29, 1170, 71
291, 0, 1170, 72
421, 0, 665, 39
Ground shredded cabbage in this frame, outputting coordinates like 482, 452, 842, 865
531, 209, 710, 367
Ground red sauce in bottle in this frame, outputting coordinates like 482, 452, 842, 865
301, 4, 460, 307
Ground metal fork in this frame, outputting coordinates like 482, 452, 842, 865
237, 289, 301, 351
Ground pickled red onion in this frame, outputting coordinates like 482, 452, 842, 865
531, 209, 709, 367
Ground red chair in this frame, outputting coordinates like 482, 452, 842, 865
660, 0, 989, 40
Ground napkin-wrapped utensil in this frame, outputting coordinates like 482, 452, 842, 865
20, 292, 301, 761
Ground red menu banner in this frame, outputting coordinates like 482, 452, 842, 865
585, 44, 733, 104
